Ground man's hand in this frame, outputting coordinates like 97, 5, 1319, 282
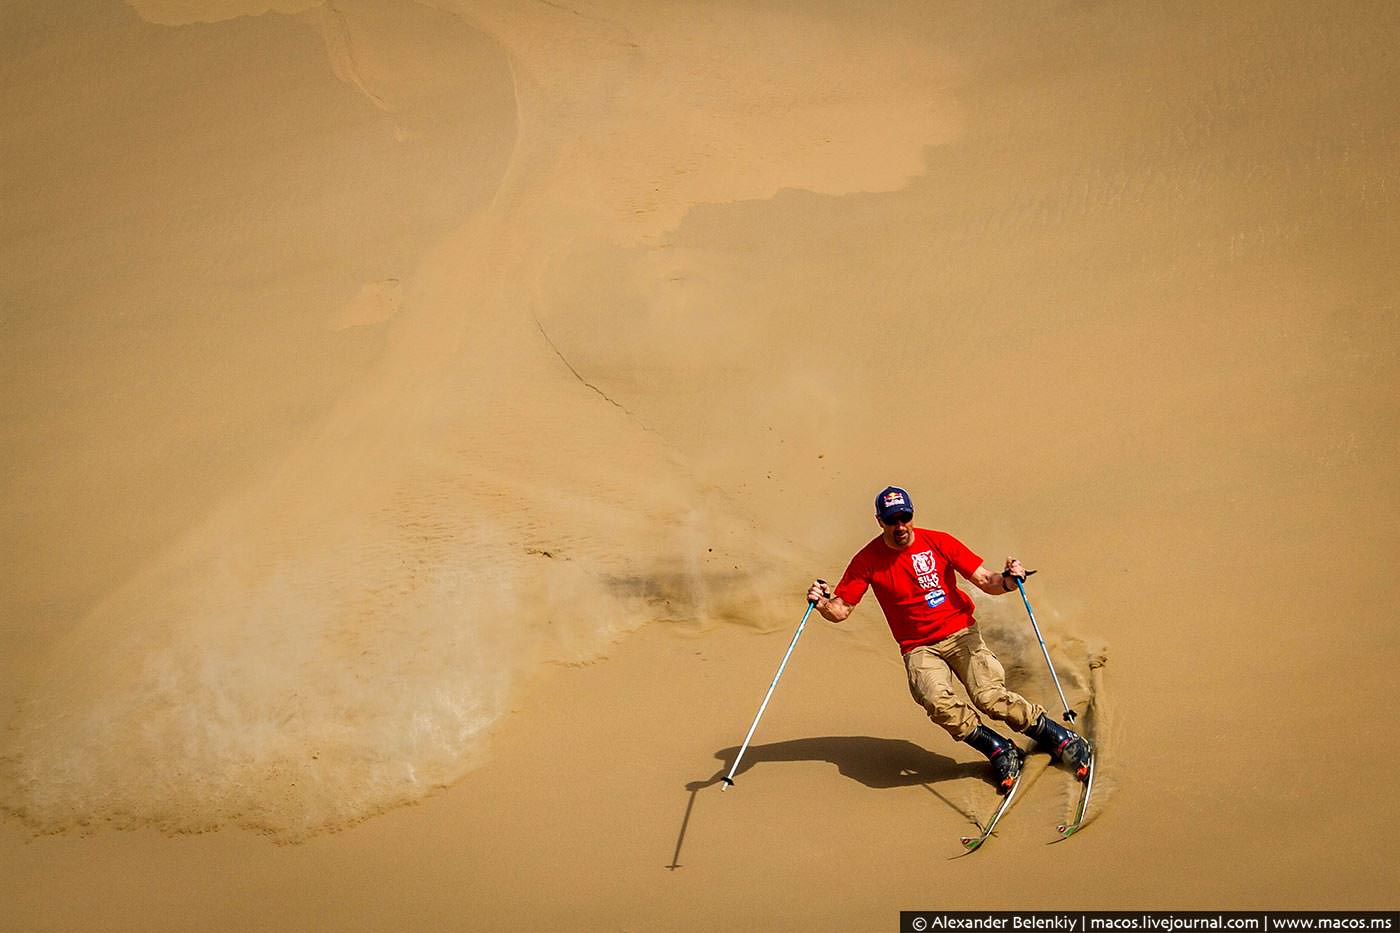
970, 560, 1035, 596
1001, 558, 1039, 592
1003, 557, 1027, 583
807, 579, 853, 622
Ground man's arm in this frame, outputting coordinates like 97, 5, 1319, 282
806, 579, 854, 622
966, 557, 1028, 596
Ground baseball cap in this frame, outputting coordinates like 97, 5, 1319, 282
874, 485, 914, 522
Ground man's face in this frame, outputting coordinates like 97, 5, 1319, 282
879, 511, 914, 549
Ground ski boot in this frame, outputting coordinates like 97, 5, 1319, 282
964, 725, 1022, 794
1026, 712, 1092, 781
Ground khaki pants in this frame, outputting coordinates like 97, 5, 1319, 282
903, 624, 1045, 741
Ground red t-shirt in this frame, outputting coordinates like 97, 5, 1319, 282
834, 528, 984, 653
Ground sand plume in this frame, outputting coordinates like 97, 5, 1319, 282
1, 0, 961, 838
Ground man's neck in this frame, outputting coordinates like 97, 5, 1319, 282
882, 530, 914, 551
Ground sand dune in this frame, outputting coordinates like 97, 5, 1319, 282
3, 0, 1398, 928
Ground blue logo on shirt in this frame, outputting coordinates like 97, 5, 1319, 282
925, 589, 947, 609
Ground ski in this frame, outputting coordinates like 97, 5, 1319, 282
1054, 748, 1096, 840
959, 768, 1024, 853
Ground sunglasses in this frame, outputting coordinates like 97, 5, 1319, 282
882, 512, 913, 526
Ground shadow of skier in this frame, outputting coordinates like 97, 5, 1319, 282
665, 736, 988, 870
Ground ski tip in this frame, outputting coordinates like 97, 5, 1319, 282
959, 836, 979, 849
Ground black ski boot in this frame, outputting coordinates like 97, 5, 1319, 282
1026, 713, 1092, 781
963, 725, 1022, 794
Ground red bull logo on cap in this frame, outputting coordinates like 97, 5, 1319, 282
882, 491, 907, 508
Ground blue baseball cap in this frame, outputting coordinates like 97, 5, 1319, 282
874, 486, 914, 522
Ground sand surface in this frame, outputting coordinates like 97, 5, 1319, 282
3, 0, 1398, 929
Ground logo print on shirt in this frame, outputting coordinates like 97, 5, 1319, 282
915, 546, 946, 608
911, 549, 941, 592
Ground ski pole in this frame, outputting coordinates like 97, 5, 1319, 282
1014, 576, 1077, 723
721, 582, 825, 790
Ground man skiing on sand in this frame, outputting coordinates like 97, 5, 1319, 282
807, 485, 1091, 793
